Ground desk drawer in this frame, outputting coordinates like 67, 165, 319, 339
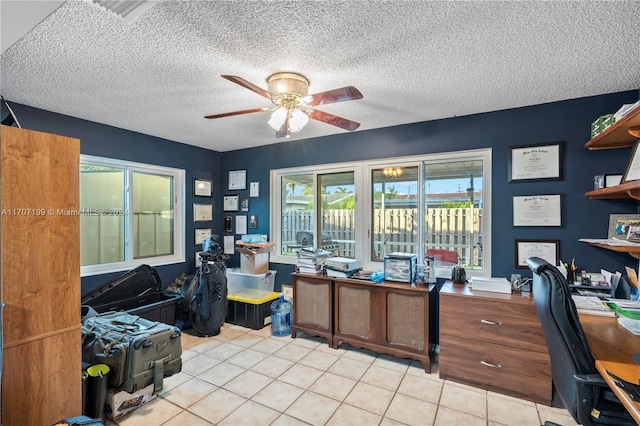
440, 295, 546, 352
439, 335, 552, 405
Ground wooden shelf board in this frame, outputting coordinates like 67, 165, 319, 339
585, 104, 640, 150
585, 179, 640, 200
583, 242, 640, 259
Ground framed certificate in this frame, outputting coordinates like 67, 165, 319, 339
195, 228, 211, 245
193, 203, 213, 221
193, 178, 212, 196
508, 142, 563, 182
513, 194, 562, 227
623, 141, 640, 182
515, 240, 559, 268
223, 195, 239, 211
228, 170, 247, 190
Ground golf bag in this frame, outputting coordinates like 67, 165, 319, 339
182, 236, 228, 336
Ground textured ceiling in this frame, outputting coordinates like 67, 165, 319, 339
1, 0, 639, 152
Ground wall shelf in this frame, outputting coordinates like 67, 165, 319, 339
585, 103, 640, 150
582, 102, 640, 260
582, 242, 640, 259
585, 180, 640, 200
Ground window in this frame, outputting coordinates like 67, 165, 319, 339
80, 155, 185, 276
271, 149, 491, 277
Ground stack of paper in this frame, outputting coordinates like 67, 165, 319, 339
617, 316, 640, 335
296, 248, 331, 275
572, 295, 616, 317
468, 277, 512, 294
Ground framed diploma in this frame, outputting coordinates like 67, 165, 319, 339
193, 178, 213, 196
513, 194, 562, 227
228, 170, 247, 190
235, 215, 248, 235
515, 240, 559, 268
195, 228, 211, 245
508, 142, 563, 182
193, 203, 213, 221
250, 181, 260, 197
223, 194, 239, 211
622, 141, 640, 182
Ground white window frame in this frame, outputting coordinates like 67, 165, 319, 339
80, 155, 186, 276
270, 148, 492, 278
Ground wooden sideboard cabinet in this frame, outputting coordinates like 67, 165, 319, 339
291, 274, 333, 345
439, 282, 552, 405
332, 279, 438, 372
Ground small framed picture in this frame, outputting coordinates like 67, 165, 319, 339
627, 226, 640, 242
594, 174, 604, 190
193, 178, 213, 197
223, 194, 239, 211
282, 284, 293, 303
608, 214, 640, 239
241, 198, 249, 212
195, 228, 212, 245
250, 181, 260, 197
249, 214, 258, 229
228, 170, 247, 190
605, 174, 623, 188
515, 239, 560, 268
224, 216, 233, 233
193, 203, 213, 221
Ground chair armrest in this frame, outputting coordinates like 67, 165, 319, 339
574, 373, 609, 388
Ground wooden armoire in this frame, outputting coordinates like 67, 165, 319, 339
1, 125, 81, 425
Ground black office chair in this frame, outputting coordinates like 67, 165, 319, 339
527, 257, 635, 426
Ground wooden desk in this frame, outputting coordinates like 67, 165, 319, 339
580, 314, 640, 424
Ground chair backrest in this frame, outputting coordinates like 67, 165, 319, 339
527, 256, 597, 422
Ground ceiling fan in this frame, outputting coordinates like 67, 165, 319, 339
204, 72, 363, 138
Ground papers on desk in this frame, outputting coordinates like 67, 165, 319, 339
572, 295, 616, 317
579, 238, 640, 246
468, 277, 512, 294
617, 316, 640, 335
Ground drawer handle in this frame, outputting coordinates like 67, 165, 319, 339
480, 319, 502, 326
481, 360, 502, 369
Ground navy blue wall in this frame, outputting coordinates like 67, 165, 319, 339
220, 91, 640, 289
3, 90, 638, 294
1, 102, 222, 296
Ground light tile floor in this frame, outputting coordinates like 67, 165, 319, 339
108, 323, 578, 426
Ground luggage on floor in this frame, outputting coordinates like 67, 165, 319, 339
82, 264, 183, 325
82, 311, 182, 394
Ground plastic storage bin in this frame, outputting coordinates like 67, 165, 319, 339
81, 264, 183, 325
384, 252, 417, 283
226, 269, 277, 294
227, 289, 280, 330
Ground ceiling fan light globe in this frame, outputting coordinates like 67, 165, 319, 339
289, 109, 309, 132
268, 107, 287, 130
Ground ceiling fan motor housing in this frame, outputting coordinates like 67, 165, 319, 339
267, 72, 309, 104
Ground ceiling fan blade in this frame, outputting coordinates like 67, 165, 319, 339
204, 107, 268, 119
221, 75, 272, 100
308, 109, 361, 131
307, 86, 363, 106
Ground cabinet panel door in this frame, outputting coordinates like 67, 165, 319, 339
294, 277, 331, 330
336, 284, 370, 338
386, 291, 425, 351
440, 294, 546, 352
439, 335, 551, 405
